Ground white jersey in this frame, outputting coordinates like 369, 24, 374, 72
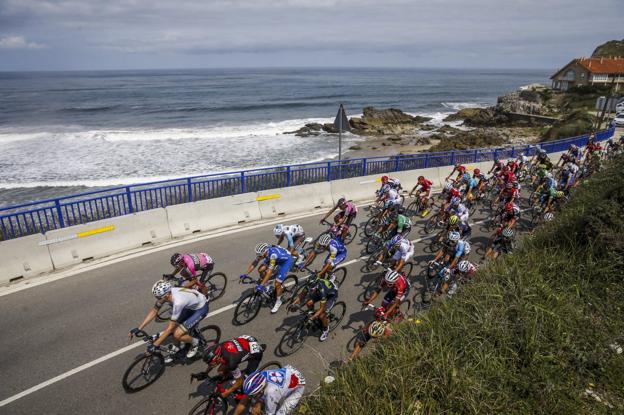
386, 188, 400, 201
168, 288, 207, 321
283, 224, 304, 238
263, 365, 306, 415
392, 239, 414, 262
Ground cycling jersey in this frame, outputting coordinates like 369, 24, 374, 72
381, 274, 409, 300
340, 201, 357, 216
417, 179, 433, 193
389, 239, 414, 262
282, 224, 304, 248
309, 278, 338, 310
181, 253, 214, 278
492, 236, 514, 254
268, 246, 295, 283
262, 366, 306, 415
452, 240, 470, 259
159, 288, 209, 331
395, 214, 411, 233
218, 335, 263, 378
325, 238, 347, 267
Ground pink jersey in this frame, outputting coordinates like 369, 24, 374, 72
182, 253, 213, 277
342, 201, 357, 216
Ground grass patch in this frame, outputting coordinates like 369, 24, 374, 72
301, 156, 624, 414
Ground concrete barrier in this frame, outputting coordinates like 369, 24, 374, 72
257, 182, 334, 219
393, 167, 443, 192
166, 193, 261, 237
46, 209, 171, 269
0, 233, 54, 285
331, 174, 382, 203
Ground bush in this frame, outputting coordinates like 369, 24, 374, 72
301, 155, 624, 414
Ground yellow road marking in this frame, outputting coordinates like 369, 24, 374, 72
256, 194, 281, 201
77, 225, 115, 238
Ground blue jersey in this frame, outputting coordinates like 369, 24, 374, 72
329, 238, 347, 257
267, 246, 292, 265
453, 240, 470, 258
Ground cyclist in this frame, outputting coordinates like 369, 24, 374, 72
302, 233, 347, 280
191, 335, 264, 402
374, 234, 414, 273
500, 202, 520, 229
445, 162, 467, 183
241, 243, 294, 314
383, 206, 412, 238
288, 277, 338, 341
408, 175, 434, 217
488, 158, 505, 175
431, 231, 471, 269
348, 320, 391, 361
472, 168, 487, 198
167, 253, 215, 294
320, 197, 357, 228
363, 269, 410, 321
447, 260, 477, 296
129, 280, 209, 361
273, 224, 306, 263
507, 158, 519, 174
460, 172, 479, 202
559, 162, 579, 192
484, 227, 515, 259
517, 153, 531, 172
447, 197, 471, 238
243, 365, 306, 415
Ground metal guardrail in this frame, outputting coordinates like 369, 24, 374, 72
0, 127, 615, 241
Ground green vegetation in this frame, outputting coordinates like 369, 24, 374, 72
541, 109, 595, 141
592, 39, 624, 58
302, 156, 624, 414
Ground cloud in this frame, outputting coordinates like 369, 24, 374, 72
0, 35, 45, 49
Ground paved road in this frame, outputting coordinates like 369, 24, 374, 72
0, 192, 533, 414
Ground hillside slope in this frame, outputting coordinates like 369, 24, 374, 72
592, 39, 624, 58
302, 156, 624, 414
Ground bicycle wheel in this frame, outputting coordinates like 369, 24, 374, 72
328, 301, 346, 331
258, 360, 282, 371
365, 237, 382, 254
277, 322, 309, 356
281, 275, 299, 304
204, 272, 227, 302
423, 215, 438, 234
343, 224, 358, 245
362, 276, 381, 302
364, 253, 381, 273
233, 292, 263, 326
155, 303, 172, 323
428, 231, 444, 252
122, 353, 166, 393
405, 200, 421, 217
401, 262, 414, 280
364, 216, 380, 237
331, 267, 347, 286
198, 324, 221, 347
188, 395, 228, 415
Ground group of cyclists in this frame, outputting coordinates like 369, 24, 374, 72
127, 132, 620, 414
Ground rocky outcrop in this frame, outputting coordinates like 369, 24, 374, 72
592, 39, 624, 58
443, 108, 484, 122
348, 107, 431, 136
541, 109, 594, 141
496, 89, 548, 115
429, 129, 508, 151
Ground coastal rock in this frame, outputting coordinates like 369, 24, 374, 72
429, 129, 508, 151
443, 108, 483, 122
284, 122, 325, 137
435, 125, 460, 134
348, 106, 432, 136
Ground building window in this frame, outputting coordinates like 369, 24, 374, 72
565, 69, 575, 79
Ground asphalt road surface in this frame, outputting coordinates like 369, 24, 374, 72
0, 191, 536, 414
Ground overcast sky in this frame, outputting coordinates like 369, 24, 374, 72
0, 0, 622, 71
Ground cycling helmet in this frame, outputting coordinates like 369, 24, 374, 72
318, 233, 332, 247
505, 182, 514, 189
243, 371, 267, 396
170, 253, 183, 267
502, 227, 514, 238
384, 269, 400, 285
474, 168, 481, 175
152, 279, 172, 298
539, 149, 547, 156
495, 159, 503, 166
458, 165, 466, 173
389, 234, 403, 246
337, 197, 346, 206
450, 188, 461, 198
462, 173, 471, 181
545, 172, 553, 179
368, 321, 386, 338
254, 242, 270, 256
443, 183, 453, 192
273, 224, 284, 236
555, 191, 564, 198
448, 231, 461, 242
381, 175, 389, 183
448, 215, 459, 226
504, 202, 514, 212
502, 165, 510, 173
458, 260, 471, 273
450, 196, 461, 207
202, 344, 223, 366
544, 212, 555, 222
417, 175, 425, 182
570, 144, 578, 151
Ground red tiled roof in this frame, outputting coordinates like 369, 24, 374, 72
575, 57, 624, 74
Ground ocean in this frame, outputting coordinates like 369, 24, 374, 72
0, 68, 550, 206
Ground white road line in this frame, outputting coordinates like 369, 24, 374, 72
0, 302, 237, 408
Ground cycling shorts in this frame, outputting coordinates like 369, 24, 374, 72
275, 256, 294, 283
177, 303, 210, 332
325, 251, 346, 267
382, 287, 409, 308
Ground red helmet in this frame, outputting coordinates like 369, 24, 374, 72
374, 307, 386, 320
450, 188, 461, 198
505, 181, 514, 189
504, 202, 514, 212
202, 344, 224, 366
502, 165, 510, 173
458, 165, 466, 173
417, 175, 425, 183
381, 175, 389, 183
474, 168, 481, 175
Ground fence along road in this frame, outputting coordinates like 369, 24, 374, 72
1, 183, 555, 414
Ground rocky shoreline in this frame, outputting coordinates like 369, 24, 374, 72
285, 84, 562, 159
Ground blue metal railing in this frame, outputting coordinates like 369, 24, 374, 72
0, 127, 615, 241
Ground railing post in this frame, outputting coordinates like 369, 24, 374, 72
493, 149, 498, 161
286, 166, 292, 187
362, 158, 367, 176
425, 153, 429, 168
525, 144, 530, 156
394, 155, 400, 172
125, 187, 134, 214
55, 199, 65, 228
241, 172, 246, 194
327, 162, 332, 181
187, 178, 193, 202
510, 146, 515, 158
473, 149, 478, 163
450, 151, 455, 166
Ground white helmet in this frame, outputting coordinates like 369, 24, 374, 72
444, 183, 453, 192
254, 242, 269, 256
448, 231, 461, 242
273, 224, 284, 236
458, 260, 471, 273
544, 212, 555, 222
318, 233, 332, 247
384, 269, 400, 285
152, 280, 172, 298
